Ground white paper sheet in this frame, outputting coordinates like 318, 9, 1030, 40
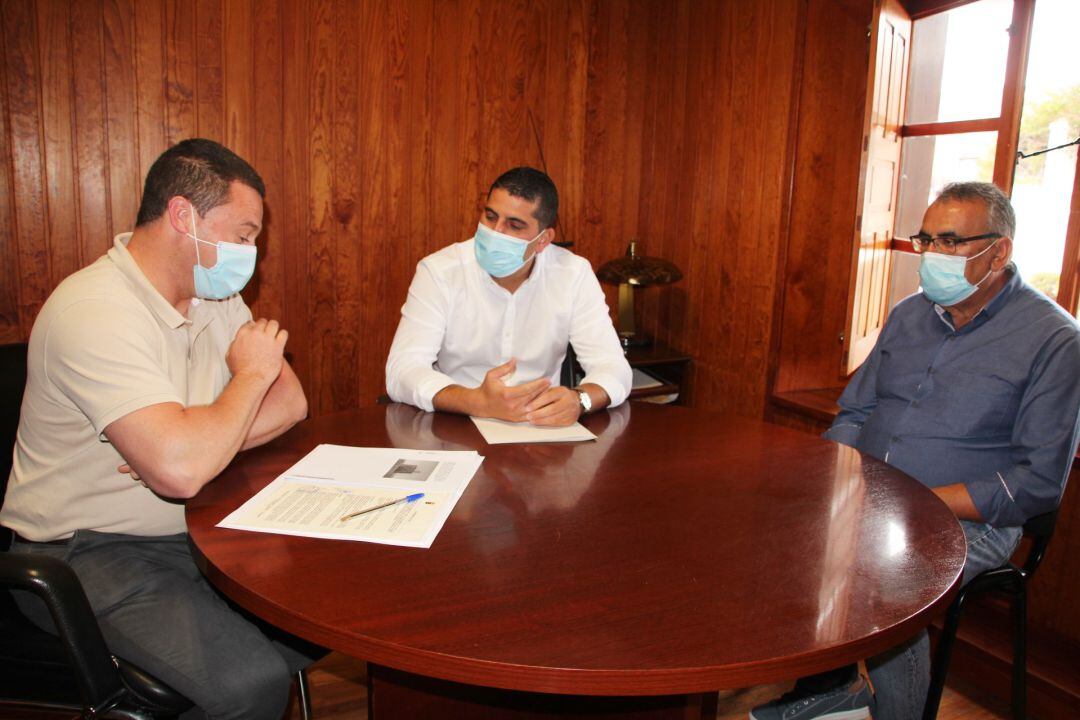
470, 416, 597, 444
216, 445, 482, 548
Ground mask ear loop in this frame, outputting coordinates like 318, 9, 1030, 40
189, 203, 204, 268
969, 237, 1001, 289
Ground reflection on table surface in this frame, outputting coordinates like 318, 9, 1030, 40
187, 402, 965, 696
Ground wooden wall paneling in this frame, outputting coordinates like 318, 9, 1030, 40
279, 0, 313, 413
73, 0, 113, 264
132, 0, 167, 191
37, 0, 79, 283
305, 0, 334, 417
616, 0, 645, 268
772, 0, 870, 395
195, 0, 224, 142
164, 0, 197, 144
429, 0, 463, 262
0, 17, 20, 342
381, 0, 411, 405
631, 0, 663, 345
539, 0, 587, 258
1029, 467, 1080, 639
675, 0, 724, 408
223, 0, 252, 161
102, 0, 139, 236
640, 1, 689, 360
729, 0, 800, 416
581, 1, 631, 325
246, 0, 285, 326
403, 0, 435, 403
2, 0, 50, 334
330, 0, 360, 411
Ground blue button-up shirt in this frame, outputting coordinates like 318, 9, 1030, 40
825, 268, 1080, 527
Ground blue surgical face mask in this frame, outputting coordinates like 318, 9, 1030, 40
474, 222, 543, 278
918, 238, 999, 306
187, 204, 257, 300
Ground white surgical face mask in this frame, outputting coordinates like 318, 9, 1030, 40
474, 223, 544, 278
187, 203, 257, 300
918, 238, 999, 306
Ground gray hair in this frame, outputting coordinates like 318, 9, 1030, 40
934, 181, 1016, 238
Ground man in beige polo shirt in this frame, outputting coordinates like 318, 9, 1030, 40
1, 139, 316, 719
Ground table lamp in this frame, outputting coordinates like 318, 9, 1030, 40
597, 241, 683, 348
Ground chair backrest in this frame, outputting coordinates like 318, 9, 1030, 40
1018, 509, 1058, 579
560, 344, 581, 388
0, 342, 29, 549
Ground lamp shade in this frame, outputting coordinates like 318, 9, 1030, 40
596, 241, 683, 287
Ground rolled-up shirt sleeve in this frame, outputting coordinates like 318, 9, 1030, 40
966, 330, 1080, 526
385, 261, 456, 412
569, 270, 632, 407
822, 335, 883, 448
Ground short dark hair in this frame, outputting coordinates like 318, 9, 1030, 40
488, 167, 558, 229
935, 181, 1016, 238
135, 138, 265, 227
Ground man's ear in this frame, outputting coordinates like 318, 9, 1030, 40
992, 237, 1012, 270
533, 227, 555, 254
166, 196, 194, 236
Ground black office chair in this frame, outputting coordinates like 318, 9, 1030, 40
0, 342, 313, 719
922, 509, 1060, 720
560, 344, 582, 388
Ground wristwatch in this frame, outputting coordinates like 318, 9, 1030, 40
576, 390, 592, 414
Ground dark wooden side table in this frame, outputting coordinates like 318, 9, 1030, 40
625, 341, 691, 404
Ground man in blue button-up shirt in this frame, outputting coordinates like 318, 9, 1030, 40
752, 182, 1080, 720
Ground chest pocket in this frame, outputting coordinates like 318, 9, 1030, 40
943, 370, 1020, 437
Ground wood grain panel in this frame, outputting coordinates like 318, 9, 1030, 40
773, 0, 871, 394
72, 0, 111, 261
37, 0, 79, 281
195, 0, 224, 142
2, 0, 50, 330
133, 0, 167, 187
244, 0, 282, 321
331, 0, 360, 412
0, 21, 19, 341
102, 0, 139, 237
164, 0, 196, 143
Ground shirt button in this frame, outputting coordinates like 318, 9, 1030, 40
911, 400, 920, 407
891, 435, 900, 443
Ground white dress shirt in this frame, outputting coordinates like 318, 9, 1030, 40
386, 239, 632, 412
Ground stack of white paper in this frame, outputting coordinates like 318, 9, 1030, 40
216, 444, 483, 548
470, 416, 597, 444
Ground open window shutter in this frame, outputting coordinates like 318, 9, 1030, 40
844, 0, 911, 374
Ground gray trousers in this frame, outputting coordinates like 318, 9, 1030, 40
864, 520, 1022, 720
11, 530, 322, 720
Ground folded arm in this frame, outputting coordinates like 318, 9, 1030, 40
241, 360, 307, 450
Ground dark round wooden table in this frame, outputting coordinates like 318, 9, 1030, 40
186, 402, 966, 718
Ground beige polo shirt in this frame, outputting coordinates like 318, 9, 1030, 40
0, 234, 252, 540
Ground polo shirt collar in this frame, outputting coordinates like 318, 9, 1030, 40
107, 233, 188, 330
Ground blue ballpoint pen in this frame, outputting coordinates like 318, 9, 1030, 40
339, 492, 425, 522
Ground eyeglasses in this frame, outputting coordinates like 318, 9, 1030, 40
908, 232, 1001, 254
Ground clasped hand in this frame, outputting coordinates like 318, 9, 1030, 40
476, 359, 581, 427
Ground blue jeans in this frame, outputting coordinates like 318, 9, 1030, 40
863, 520, 1022, 720
10, 531, 322, 720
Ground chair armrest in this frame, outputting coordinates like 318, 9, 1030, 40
0, 551, 125, 709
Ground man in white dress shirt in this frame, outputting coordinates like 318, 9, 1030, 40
386, 167, 631, 426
